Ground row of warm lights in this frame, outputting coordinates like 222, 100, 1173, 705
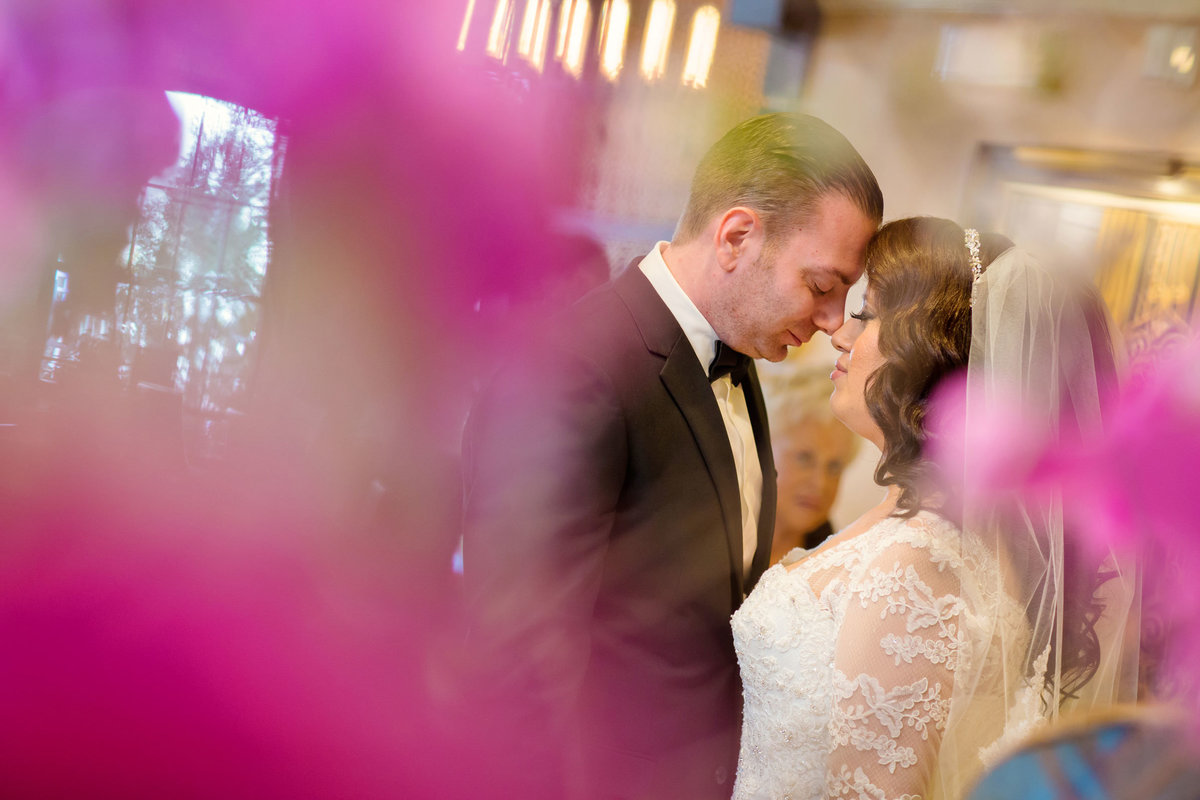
458, 0, 721, 89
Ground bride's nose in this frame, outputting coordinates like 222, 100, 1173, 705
830, 320, 853, 354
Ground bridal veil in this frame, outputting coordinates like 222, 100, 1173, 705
931, 245, 1142, 798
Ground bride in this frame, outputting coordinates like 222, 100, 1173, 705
732, 217, 1138, 799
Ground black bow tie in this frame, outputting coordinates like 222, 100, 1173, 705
708, 341, 751, 385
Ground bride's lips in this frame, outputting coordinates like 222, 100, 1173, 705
830, 360, 848, 381
790, 494, 821, 510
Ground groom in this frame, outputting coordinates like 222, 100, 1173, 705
461, 113, 881, 799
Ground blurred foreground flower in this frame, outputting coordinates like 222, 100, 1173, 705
929, 331, 1200, 705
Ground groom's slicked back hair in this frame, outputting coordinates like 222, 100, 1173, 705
674, 113, 883, 246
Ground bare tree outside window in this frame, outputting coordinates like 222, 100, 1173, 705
40, 91, 285, 467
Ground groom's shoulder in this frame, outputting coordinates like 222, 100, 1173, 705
552, 273, 643, 351
484, 282, 632, 386
481, 266, 655, 396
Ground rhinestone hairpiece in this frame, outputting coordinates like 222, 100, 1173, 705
964, 228, 982, 283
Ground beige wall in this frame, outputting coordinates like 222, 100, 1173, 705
801, 12, 1200, 222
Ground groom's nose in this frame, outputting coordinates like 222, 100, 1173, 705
813, 290, 849, 336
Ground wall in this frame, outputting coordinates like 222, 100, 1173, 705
800, 11, 1200, 222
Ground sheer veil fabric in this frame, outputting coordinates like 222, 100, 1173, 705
932, 247, 1142, 798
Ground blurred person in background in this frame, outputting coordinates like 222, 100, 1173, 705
766, 371, 861, 563
462, 112, 881, 800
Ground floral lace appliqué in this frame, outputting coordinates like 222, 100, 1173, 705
732, 512, 983, 800
827, 764, 920, 800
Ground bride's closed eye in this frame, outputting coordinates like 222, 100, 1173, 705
849, 307, 876, 322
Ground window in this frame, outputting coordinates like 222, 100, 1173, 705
40, 91, 285, 465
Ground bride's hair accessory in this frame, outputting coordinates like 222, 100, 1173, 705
964, 228, 983, 283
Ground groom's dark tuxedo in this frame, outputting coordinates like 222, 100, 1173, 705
462, 261, 776, 800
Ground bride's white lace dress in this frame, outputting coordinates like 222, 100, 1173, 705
732, 510, 1024, 800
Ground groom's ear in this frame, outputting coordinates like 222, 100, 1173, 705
714, 207, 763, 273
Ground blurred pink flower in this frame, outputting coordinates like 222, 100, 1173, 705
929, 333, 1200, 702
926, 372, 1053, 506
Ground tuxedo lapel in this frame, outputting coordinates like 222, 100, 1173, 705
613, 265, 747, 601
659, 341, 746, 599
742, 363, 777, 593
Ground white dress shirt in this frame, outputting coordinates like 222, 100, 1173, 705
638, 242, 762, 578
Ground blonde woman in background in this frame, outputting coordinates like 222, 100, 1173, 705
765, 373, 861, 563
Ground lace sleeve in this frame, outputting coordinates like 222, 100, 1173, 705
826, 529, 967, 800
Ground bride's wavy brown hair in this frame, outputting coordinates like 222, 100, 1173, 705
861, 216, 1011, 516
862, 216, 1112, 706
